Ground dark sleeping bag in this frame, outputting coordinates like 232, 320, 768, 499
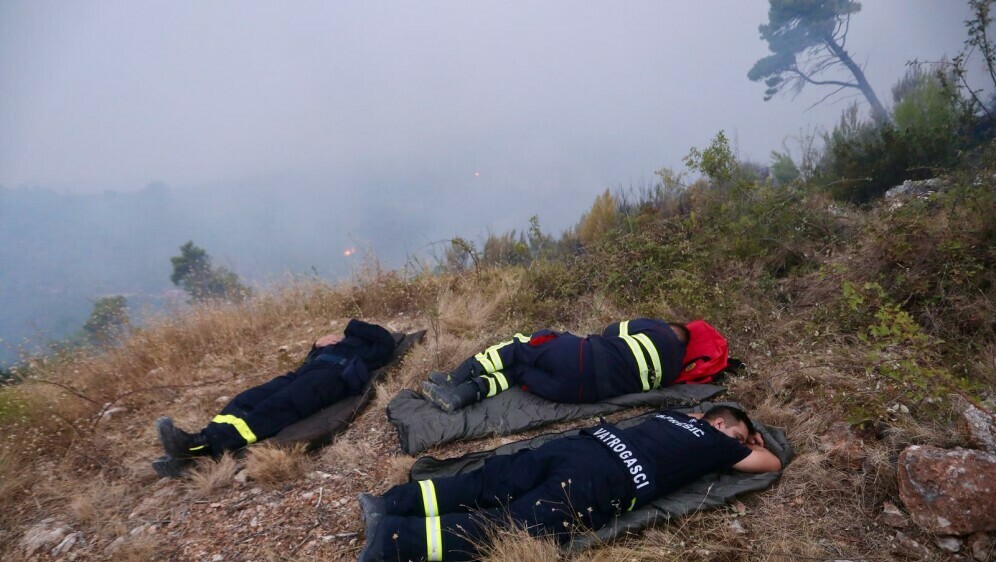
388, 383, 726, 455
408, 401, 792, 552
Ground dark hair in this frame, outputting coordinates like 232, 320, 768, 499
703, 405, 755, 435
668, 323, 690, 344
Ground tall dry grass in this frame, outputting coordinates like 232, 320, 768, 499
2, 177, 993, 560
245, 442, 310, 487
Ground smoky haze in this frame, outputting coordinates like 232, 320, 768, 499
0, 1, 981, 365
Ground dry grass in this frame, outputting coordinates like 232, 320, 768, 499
0, 448, 30, 527
1, 181, 992, 560
245, 442, 310, 487
474, 520, 562, 562
321, 433, 381, 475
382, 454, 416, 486
185, 453, 238, 497
105, 533, 165, 562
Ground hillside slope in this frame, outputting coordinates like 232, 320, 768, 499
2, 165, 994, 561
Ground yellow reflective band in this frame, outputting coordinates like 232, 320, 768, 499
418, 480, 439, 516
211, 414, 258, 444
632, 333, 662, 389
487, 347, 503, 372
628, 498, 636, 511
418, 480, 443, 562
188, 445, 206, 451
619, 320, 631, 337
515, 333, 530, 343
492, 371, 509, 392
474, 352, 496, 374
426, 515, 442, 561
618, 334, 650, 391
482, 375, 498, 398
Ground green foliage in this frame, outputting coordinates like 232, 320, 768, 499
81, 295, 129, 347
769, 150, 801, 185
575, 190, 619, 247
170, 241, 250, 303
839, 281, 979, 417
482, 230, 531, 267
683, 131, 738, 187
948, 0, 996, 124
892, 67, 964, 165
819, 72, 967, 203
857, 182, 996, 340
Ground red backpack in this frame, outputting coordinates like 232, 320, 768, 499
675, 320, 730, 384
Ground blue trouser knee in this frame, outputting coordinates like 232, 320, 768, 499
202, 361, 348, 452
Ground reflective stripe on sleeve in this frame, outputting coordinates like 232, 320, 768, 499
210, 414, 258, 444
418, 480, 443, 561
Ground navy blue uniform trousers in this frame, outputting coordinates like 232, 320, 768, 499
468, 330, 600, 403
202, 359, 351, 452
373, 436, 631, 562
201, 319, 395, 453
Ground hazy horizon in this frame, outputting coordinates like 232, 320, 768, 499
0, 1, 990, 366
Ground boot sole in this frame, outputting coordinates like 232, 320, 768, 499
422, 381, 459, 413
152, 455, 191, 478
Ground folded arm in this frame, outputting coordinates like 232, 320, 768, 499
732, 439, 782, 473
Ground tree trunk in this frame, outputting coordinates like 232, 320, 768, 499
825, 35, 889, 121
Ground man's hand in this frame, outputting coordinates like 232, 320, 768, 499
315, 333, 343, 347
747, 431, 765, 449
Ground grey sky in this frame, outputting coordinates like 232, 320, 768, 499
0, 1, 980, 233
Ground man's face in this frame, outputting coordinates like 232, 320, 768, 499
709, 417, 750, 444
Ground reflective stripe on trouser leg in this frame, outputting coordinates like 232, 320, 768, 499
617, 321, 650, 391
419, 480, 443, 561
210, 414, 258, 445
474, 334, 529, 374
480, 372, 509, 398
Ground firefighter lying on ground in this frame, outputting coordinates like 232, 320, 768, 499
423, 318, 706, 412
155, 318, 395, 463
357, 405, 781, 562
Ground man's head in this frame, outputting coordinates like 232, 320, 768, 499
702, 405, 755, 444
668, 323, 690, 344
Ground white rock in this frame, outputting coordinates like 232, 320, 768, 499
104, 536, 127, 553
50, 531, 83, 556
728, 519, 746, 534
20, 519, 70, 556
936, 536, 962, 553
99, 406, 128, 421
212, 554, 224, 561
215, 395, 231, 404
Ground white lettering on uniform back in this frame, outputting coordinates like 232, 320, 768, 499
655, 414, 707, 437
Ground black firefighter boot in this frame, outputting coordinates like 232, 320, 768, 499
427, 356, 483, 387
422, 379, 483, 413
155, 416, 212, 459
357, 493, 386, 562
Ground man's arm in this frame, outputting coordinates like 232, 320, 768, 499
732, 435, 782, 473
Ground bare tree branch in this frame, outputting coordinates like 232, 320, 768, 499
790, 67, 857, 89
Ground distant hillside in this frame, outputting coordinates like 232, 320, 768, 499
0, 180, 418, 366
